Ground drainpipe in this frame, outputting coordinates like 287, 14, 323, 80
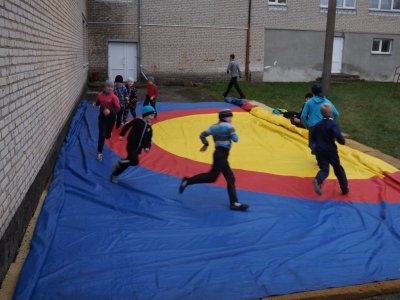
245, 0, 252, 82
322, 0, 337, 96
138, 0, 143, 81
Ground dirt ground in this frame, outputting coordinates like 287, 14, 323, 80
1, 85, 400, 300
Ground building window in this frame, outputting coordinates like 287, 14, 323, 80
320, 0, 356, 9
369, 0, 400, 11
268, 0, 287, 5
371, 39, 392, 54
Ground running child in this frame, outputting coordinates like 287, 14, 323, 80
301, 84, 339, 154
144, 76, 158, 118
179, 109, 249, 211
114, 75, 129, 129
111, 106, 155, 183
311, 103, 349, 195
288, 92, 313, 128
123, 76, 138, 121
94, 80, 121, 161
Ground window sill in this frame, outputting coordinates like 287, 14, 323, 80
320, 7, 356, 14
268, 4, 287, 11
369, 9, 400, 16
371, 52, 392, 55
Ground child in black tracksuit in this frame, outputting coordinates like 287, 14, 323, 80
111, 106, 155, 183
311, 103, 349, 195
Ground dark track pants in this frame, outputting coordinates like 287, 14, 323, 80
308, 126, 316, 154
315, 150, 348, 190
123, 101, 137, 122
97, 113, 116, 153
112, 150, 139, 176
223, 77, 245, 99
116, 105, 125, 129
187, 147, 238, 204
144, 95, 157, 118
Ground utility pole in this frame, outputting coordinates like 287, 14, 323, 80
245, 0, 252, 82
321, 0, 337, 96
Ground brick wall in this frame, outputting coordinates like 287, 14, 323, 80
265, 0, 400, 34
87, 0, 265, 83
87, 0, 399, 83
0, 0, 88, 280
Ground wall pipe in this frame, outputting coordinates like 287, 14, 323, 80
245, 0, 252, 82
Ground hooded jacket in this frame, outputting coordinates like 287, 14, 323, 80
120, 118, 152, 153
300, 96, 339, 128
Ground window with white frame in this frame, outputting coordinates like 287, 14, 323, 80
369, 0, 400, 11
268, 0, 287, 5
320, 0, 356, 9
371, 39, 393, 54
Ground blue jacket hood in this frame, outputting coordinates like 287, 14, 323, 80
300, 96, 340, 128
312, 96, 325, 104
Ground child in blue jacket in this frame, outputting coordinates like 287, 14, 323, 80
301, 84, 339, 154
179, 109, 249, 211
311, 103, 348, 195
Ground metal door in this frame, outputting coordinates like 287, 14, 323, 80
108, 42, 137, 81
332, 37, 344, 74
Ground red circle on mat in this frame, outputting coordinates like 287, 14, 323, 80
106, 108, 400, 204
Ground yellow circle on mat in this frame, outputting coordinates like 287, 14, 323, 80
153, 112, 397, 179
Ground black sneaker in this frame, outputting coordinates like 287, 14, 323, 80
110, 175, 118, 184
230, 202, 249, 211
313, 178, 322, 195
179, 177, 189, 194
341, 187, 349, 195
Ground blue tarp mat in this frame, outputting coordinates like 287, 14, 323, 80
14, 101, 400, 300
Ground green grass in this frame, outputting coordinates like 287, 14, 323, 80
178, 82, 400, 159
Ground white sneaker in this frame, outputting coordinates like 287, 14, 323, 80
97, 153, 103, 161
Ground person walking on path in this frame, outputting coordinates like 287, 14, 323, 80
93, 80, 121, 161
223, 54, 246, 99
179, 109, 249, 211
311, 103, 349, 195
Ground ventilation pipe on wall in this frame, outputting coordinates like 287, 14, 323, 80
245, 0, 252, 82
138, 0, 146, 81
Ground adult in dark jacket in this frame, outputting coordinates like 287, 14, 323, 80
111, 105, 155, 183
223, 54, 246, 99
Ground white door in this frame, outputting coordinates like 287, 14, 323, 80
108, 42, 138, 81
332, 37, 344, 74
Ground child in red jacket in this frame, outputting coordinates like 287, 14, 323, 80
144, 76, 158, 118
93, 80, 121, 161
